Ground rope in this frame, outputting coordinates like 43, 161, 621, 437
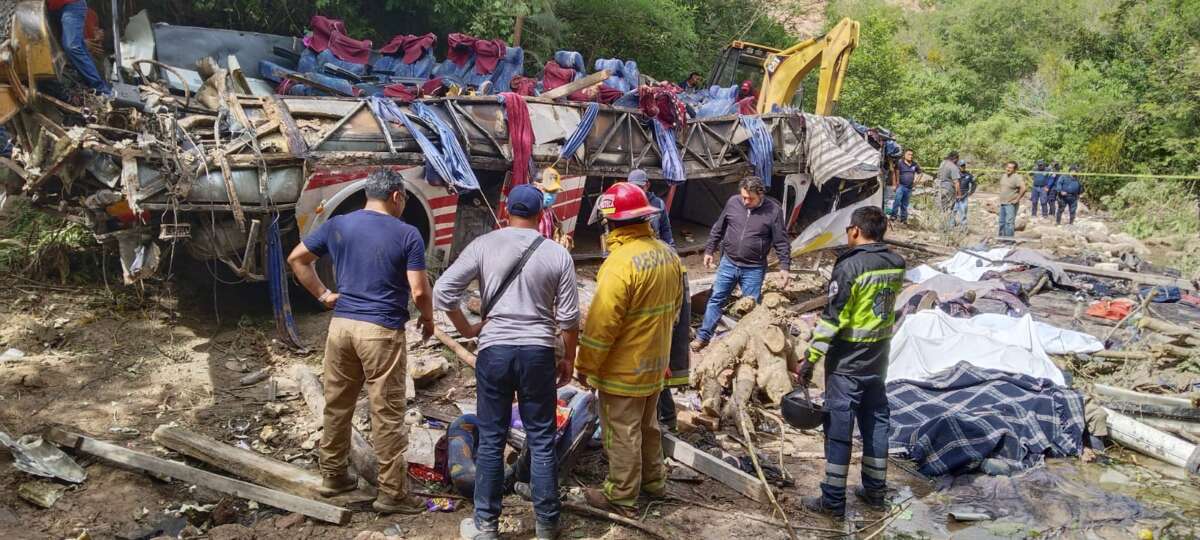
970, 168, 1200, 181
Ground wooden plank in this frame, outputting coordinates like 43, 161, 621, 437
263, 95, 309, 157
45, 427, 352, 525
661, 432, 769, 503
1104, 408, 1200, 475
1093, 384, 1199, 409
151, 425, 374, 504
540, 70, 610, 100
291, 365, 380, 485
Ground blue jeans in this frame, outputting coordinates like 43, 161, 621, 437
58, 1, 110, 93
473, 345, 560, 528
998, 203, 1017, 237
951, 196, 968, 230
890, 185, 912, 222
697, 257, 766, 342
821, 373, 889, 512
1030, 188, 1045, 216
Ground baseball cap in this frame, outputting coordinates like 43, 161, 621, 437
627, 169, 648, 187
506, 184, 544, 218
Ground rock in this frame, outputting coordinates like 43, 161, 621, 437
208, 524, 255, 540
300, 430, 321, 450
1095, 262, 1121, 272
730, 296, 757, 317
258, 425, 279, 444
262, 403, 287, 418
1015, 214, 1029, 232
0, 348, 24, 362
275, 512, 306, 529
210, 498, 239, 526
408, 355, 450, 387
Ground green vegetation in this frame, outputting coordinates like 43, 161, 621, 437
0, 198, 93, 281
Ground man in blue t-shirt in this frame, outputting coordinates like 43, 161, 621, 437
287, 169, 434, 515
889, 148, 921, 223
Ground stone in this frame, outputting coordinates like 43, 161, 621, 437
17, 481, 64, 508
262, 403, 287, 418
275, 513, 306, 529
408, 356, 451, 387
258, 425, 279, 444
208, 524, 255, 540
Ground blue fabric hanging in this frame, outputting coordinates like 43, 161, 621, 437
740, 115, 774, 186
367, 97, 480, 191
652, 119, 686, 184
267, 217, 307, 352
560, 103, 599, 160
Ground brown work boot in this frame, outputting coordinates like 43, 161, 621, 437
373, 493, 426, 515
317, 472, 357, 497
689, 338, 709, 352
583, 487, 638, 518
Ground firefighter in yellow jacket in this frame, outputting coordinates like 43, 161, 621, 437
577, 182, 684, 518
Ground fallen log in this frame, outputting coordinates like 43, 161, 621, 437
291, 365, 379, 485
151, 425, 374, 503
1092, 384, 1200, 422
1092, 384, 1199, 409
1140, 417, 1200, 437
1140, 316, 1200, 343
1103, 408, 1200, 476
45, 427, 352, 525
1057, 262, 1194, 291
435, 328, 476, 368
662, 432, 769, 503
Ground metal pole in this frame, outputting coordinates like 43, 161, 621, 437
110, 0, 124, 83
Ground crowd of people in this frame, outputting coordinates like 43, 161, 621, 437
287, 167, 903, 538
886, 150, 1085, 235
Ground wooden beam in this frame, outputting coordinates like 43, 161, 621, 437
661, 432, 769, 503
151, 425, 373, 504
291, 365, 380, 485
1057, 262, 1194, 291
1103, 408, 1200, 476
540, 70, 610, 100
44, 427, 352, 525
1093, 384, 1199, 409
435, 328, 477, 368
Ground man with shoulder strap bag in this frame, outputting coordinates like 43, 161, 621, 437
434, 184, 581, 540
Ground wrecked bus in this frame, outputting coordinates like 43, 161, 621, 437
0, 3, 889, 291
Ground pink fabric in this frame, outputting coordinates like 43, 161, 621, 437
638, 84, 687, 128
737, 96, 758, 115
379, 33, 436, 64
473, 39, 507, 75
446, 33, 476, 66
501, 92, 533, 186
538, 210, 556, 239
541, 61, 577, 91
303, 15, 347, 53
383, 84, 417, 102
421, 78, 444, 96
510, 76, 537, 96
327, 31, 372, 65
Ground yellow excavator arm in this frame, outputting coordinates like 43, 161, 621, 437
755, 18, 860, 115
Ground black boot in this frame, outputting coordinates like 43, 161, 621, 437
802, 496, 845, 519
853, 486, 887, 510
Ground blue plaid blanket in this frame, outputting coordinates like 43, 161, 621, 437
887, 362, 1085, 476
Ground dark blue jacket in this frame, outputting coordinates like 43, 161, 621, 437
1032, 169, 1050, 187
1057, 175, 1082, 197
647, 192, 675, 248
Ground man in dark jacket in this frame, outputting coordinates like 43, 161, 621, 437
1030, 160, 1049, 217
797, 206, 905, 519
692, 176, 790, 351
1055, 165, 1083, 225
627, 169, 674, 247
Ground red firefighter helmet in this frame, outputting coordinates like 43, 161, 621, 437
597, 182, 660, 221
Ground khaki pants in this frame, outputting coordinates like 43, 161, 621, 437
599, 392, 665, 507
319, 317, 410, 498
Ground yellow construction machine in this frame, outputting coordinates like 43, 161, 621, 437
0, 1, 63, 123
708, 17, 860, 115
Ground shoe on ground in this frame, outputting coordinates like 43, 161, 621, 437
373, 493, 426, 515
689, 339, 709, 352
801, 495, 845, 519
460, 517, 500, 540
853, 486, 887, 510
317, 472, 357, 497
583, 487, 638, 519
535, 520, 561, 540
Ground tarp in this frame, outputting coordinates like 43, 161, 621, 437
790, 191, 882, 256
887, 362, 1086, 476
802, 113, 880, 188
368, 97, 480, 191
888, 310, 1068, 386
739, 115, 773, 186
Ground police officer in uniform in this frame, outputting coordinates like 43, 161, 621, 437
797, 206, 905, 518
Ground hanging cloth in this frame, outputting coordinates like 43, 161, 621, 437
267, 217, 308, 352
739, 115, 774, 186
367, 97, 480, 191
559, 103, 599, 160
499, 92, 534, 187
652, 119, 686, 184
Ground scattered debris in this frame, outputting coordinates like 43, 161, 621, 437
17, 480, 66, 509
0, 431, 87, 483
292, 365, 380, 486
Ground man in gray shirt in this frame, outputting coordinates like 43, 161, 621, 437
435, 184, 579, 540
936, 150, 962, 229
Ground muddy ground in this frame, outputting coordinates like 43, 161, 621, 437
1, 189, 1199, 539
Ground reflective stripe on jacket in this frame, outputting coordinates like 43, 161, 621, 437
806, 243, 905, 377
578, 222, 684, 397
